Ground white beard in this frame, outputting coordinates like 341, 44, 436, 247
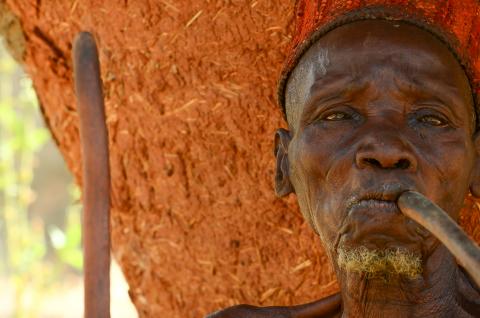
337, 246, 422, 279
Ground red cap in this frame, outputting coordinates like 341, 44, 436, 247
278, 1, 480, 117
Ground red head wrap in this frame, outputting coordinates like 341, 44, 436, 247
278, 1, 480, 119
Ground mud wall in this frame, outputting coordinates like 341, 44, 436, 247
3, 1, 480, 317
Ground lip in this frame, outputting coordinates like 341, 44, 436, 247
346, 183, 413, 214
354, 199, 398, 211
338, 183, 429, 251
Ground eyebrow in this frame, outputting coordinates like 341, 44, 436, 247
306, 76, 364, 107
296, 76, 367, 126
395, 76, 473, 124
396, 76, 466, 109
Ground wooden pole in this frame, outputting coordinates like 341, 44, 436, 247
73, 32, 111, 318
398, 191, 480, 287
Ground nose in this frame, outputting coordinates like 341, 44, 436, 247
355, 133, 417, 171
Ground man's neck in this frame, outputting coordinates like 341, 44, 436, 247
337, 246, 467, 318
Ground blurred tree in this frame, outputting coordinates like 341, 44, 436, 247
0, 43, 49, 316
0, 43, 83, 317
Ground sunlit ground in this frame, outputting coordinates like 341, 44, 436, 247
0, 42, 137, 317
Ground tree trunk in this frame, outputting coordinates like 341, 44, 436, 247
2, 1, 479, 317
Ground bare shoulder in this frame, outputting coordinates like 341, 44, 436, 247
205, 293, 342, 318
457, 267, 480, 317
206, 304, 292, 318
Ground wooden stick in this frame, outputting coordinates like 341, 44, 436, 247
73, 32, 111, 318
398, 191, 480, 287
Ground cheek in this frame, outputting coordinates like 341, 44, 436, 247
419, 134, 475, 218
293, 125, 348, 176
290, 127, 341, 199
288, 135, 323, 226
294, 125, 356, 198
289, 127, 352, 242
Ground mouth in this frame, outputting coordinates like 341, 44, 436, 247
337, 183, 428, 252
346, 183, 413, 214
351, 199, 398, 214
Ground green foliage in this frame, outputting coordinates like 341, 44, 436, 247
49, 185, 83, 271
0, 44, 82, 317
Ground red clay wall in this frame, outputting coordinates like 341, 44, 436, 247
4, 1, 480, 317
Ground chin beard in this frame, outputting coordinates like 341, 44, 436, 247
337, 246, 422, 280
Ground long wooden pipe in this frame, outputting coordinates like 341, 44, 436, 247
73, 32, 111, 318
398, 191, 480, 287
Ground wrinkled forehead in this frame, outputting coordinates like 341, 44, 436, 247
285, 20, 474, 131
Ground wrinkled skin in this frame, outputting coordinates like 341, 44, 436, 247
208, 20, 480, 317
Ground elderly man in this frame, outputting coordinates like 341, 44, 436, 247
208, 1, 480, 318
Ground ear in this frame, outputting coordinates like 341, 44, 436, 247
274, 128, 294, 197
470, 132, 480, 197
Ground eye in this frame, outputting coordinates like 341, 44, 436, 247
418, 114, 448, 127
323, 112, 350, 121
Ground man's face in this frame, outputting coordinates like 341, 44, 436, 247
280, 20, 478, 275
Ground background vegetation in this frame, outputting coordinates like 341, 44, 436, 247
0, 43, 83, 317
